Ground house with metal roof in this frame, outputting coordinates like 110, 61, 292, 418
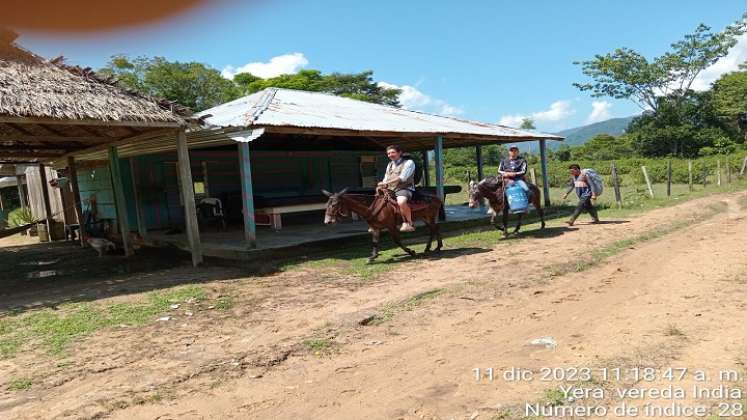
62, 87, 562, 260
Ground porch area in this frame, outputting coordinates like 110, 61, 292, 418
145, 204, 488, 259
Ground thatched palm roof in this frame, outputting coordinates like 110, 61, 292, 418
0, 31, 188, 123
0, 29, 191, 165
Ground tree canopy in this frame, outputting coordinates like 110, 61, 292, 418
233, 69, 401, 107
99, 55, 241, 112
99, 57, 402, 112
574, 15, 747, 113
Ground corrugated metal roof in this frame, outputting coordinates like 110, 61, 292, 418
197, 88, 563, 141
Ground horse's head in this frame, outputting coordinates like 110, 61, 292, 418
471, 177, 505, 212
322, 188, 349, 224
468, 180, 481, 208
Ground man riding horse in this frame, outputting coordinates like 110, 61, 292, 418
377, 144, 416, 232
498, 145, 530, 197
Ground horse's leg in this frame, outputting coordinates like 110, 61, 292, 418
514, 213, 522, 233
435, 217, 443, 251
423, 215, 434, 253
536, 195, 546, 229
368, 228, 380, 263
502, 204, 510, 238
389, 227, 416, 257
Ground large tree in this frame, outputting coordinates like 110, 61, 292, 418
99, 55, 241, 112
233, 69, 402, 106
573, 15, 747, 113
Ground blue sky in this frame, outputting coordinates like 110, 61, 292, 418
19, 0, 747, 132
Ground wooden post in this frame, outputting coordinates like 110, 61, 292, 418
703, 165, 708, 188
529, 167, 537, 185
38, 164, 53, 239
727, 156, 732, 184
238, 142, 257, 248
0, 192, 4, 212
740, 156, 747, 177
15, 175, 26, 209
611, 162, 622, 208
434, 136, 444, 201
688, 160, 693, 192
435, 136, 445, 221
666, 159, 672, 197
717, 158, 721, 186
475, 146, 484, 181
129, 158, 147, 238
108, 146, 132, 256
641, 165, 654, 198
539, 139, 551, 207
176, 129, 203, 265
67, 156, 86, 247
422, 150, 430, 187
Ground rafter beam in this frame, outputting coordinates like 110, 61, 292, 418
0, 116, 182, 128
0, 134, 116, 143
0, 145, 78, 151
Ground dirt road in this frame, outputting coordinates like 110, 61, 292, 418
1, 191, 746, 419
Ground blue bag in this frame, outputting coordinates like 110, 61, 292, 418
506, 183, 529, 213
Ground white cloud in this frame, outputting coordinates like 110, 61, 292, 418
691, 33, 747, 91
221, 52, 309, 79
498, 100, 576, 128
379, 82, 464, 116
586, 100, 612, 124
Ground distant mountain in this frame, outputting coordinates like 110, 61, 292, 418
551, 116, 637, 148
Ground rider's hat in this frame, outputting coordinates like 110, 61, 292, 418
508, 144, 519, 151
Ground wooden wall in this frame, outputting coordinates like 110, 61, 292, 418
74, 148, 389, 232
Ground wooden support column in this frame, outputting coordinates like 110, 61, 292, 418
38, 164, 53, 239
422, 150, 430, 186
108, 146, 132, 256
475, 145, 484, 181
539, 139, 551, 207
238, 142, 257, 248
434, 137, 444, 201
16, 175, 26, 209
129, 158, 147, 238
176, 129, 203, 266
67, 156, 86, 247
434, 136, 445, 221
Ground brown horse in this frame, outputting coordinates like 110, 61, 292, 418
468, 177, 545, 236
323, 188, 443, 262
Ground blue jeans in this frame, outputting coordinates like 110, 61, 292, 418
505, 179, 529, 191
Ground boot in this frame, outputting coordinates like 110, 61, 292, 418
399, 222, 415, 232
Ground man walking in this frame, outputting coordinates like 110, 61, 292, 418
378, 144, 416, 232
562, 164, 600, 226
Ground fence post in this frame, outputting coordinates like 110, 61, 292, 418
611, 162, 622, 208
666, 159, 672, 197
688, 160, 693, 192
529, 167, 537, 185
717, 158, 721, 186
641, 166, 654, 198
727, 156, 732, 184
741, 156, 747, 177
703, 165, 707, 188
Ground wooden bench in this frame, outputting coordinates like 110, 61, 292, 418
255, 202, 330, 230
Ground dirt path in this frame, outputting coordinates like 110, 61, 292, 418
2, 191, 746, 419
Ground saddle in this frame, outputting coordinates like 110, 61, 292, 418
373, 189, 433, 216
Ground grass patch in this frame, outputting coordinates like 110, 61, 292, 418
302, 338, 337, 356
663, 324, 686, 337
372, 288, 446, 324
543, 387, 566, 407
7, 377, 32, 391
0, 285, 206, 358
214, 297, 234, 311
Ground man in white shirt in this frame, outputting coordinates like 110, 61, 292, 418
377, 144, 416, 232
